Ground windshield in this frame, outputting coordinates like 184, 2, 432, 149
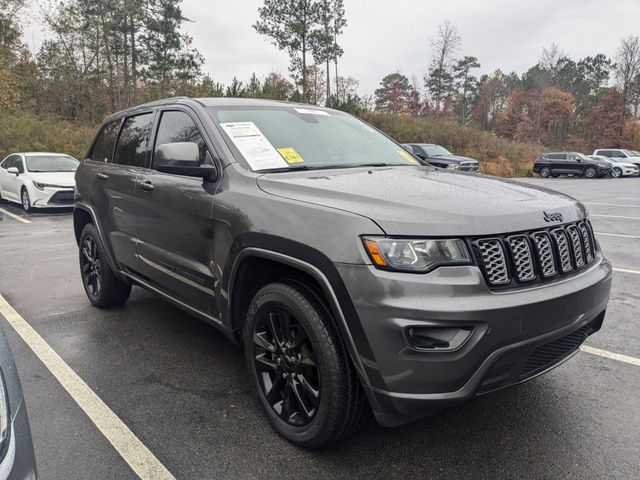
420, 144, 452, 156
576, 153, 593, 161
622, 150, 635, 157
207, 106, 420, 171
25, 155, 79, 172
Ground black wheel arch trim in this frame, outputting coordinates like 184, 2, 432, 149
225, 238, 381, 390
73, 202, 125, 282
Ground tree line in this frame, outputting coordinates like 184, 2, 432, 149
2, 1, 640, 158
373, 22, 640, 150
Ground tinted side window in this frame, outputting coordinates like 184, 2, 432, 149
612, 150, 626, 158
15, 157, 25, 173
597, 150, 612, 157
1, 156, 14, 169
91, 121, 120, 163
153, 110, 209, 165
547, 153, 565, 160
114, 113, 154, 167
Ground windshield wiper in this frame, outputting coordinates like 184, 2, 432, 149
257, 163, 401, 173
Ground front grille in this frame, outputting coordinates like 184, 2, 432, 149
460, 161, 479, 172
473, 220, 596, 288
476, 239, 510, 285
48, 190, 75, 205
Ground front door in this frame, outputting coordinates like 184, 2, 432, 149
134, 109, 219, 318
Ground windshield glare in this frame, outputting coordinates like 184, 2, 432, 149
25, 155, 79, 172
208, 107, 419, 171
421, 144, 452, 156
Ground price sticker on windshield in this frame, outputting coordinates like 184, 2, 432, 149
278, 147, 305, 164
397, 150, 420, 164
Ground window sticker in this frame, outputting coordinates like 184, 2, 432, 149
220, 122, 288, 170
397, 149, 420, 164
278, 147, 305, 164
294, 108, 330, 116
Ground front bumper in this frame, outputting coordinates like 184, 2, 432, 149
30, 187, 74, 208
336, 254, 612, 426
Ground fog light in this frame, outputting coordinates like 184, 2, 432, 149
406, 326, 472, 351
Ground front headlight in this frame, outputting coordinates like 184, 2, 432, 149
32, 181, 47, 191
363, 237, 472, 272
0, 369, 10, 461
446, 164, 459, 170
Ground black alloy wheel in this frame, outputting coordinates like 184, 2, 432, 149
80, 235, 102, 297
252, 304, 320, 426
584, 166, 597, 178
540, 166, 551, 178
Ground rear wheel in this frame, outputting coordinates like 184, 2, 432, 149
21, 188, 31, 212
584, 166, 597, 178
539, 166, 551, 178
79, 223, 131, 308
244, 282, 366, 449
612, 167, 622, 178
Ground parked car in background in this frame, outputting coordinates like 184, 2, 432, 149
533, 152, 611, 178
402, 143, 480, 172
590, 155, 639, 178
593, 149, 640, 169
0, 153, 79, 212
74, 97, 611, 448
0, 325, 37, 479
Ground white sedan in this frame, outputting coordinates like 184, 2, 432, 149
0, 152, 79, 211
590, 155, 639, 178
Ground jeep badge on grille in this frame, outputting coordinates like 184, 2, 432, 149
543, 211, 563, 223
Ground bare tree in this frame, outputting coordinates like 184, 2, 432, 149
425, 20, 460, 114
615, 35, 640, 115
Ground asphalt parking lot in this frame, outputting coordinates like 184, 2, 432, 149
0, 176, 639, 479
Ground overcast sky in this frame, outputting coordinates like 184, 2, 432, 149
23, 0, 640, 95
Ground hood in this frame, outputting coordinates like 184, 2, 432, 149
28, 171, 76, 187
431, 155, 478, 163
257, 166, 587, 236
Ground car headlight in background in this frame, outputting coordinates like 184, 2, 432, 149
363, 237, 472, 272
446, 164, 459, 170
0, 369, 10, 461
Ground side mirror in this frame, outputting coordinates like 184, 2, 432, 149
576, 158, 582, 163
154, 142, 216, 179
6, 167, 19, 175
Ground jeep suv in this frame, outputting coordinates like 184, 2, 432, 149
533, 152, 611, 178
74, 98, 612, 448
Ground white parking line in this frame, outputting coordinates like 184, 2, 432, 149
586, 202, 640, 208
613, 267, 640, 275
0, 295, 175, 480
595, 232, 640, 240
581, 345, 640, 367
591, 214, 640, 221
0, 207, 31, 224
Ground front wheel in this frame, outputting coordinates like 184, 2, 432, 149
539, 166, 551, 178
244, 282, 366, 449
584, 167, 597, 178
21, 188, 31, 212
79, 223, 131, 308
612, 168, 622, 178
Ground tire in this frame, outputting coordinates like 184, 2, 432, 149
584, 167, 597, 179
79, 223, 131, 308
244, 282, 367, 449
551, 174, 559, 178
539, 166, 551, 178
612, 168, 622, 178
21, 187, 32, 212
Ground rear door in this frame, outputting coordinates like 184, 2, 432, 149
134, 108, 220, 317
86, 112, 155, 272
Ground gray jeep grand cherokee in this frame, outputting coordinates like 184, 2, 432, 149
74, 98, 612, 448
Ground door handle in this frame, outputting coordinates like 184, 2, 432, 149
138, 179, 154, 191
96, 172, 109, 180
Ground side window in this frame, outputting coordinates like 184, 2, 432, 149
566, 153, 577, 161
153, 110, 209, 166
548, 153, 565, 160
14, 157, 25, 173
0, 156, 14, 169
113, 113, 154, 167
91, 121, 120, 163
410, 145, 422, 155
598, 150, 611, 157
612, 150, 625, 158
